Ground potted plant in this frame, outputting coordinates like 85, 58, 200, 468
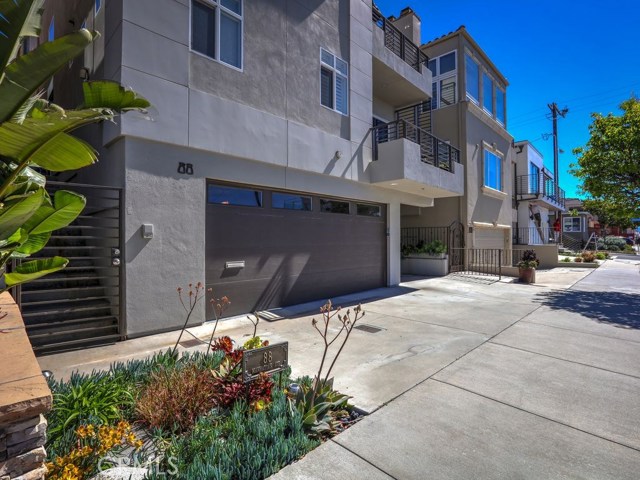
517, 250, 539, 284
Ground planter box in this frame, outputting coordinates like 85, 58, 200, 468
401, 255, 448, 276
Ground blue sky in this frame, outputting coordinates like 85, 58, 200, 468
375, 0, 640, 198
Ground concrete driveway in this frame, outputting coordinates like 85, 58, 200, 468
272, 259, 640, 479
40, 259, 640, 478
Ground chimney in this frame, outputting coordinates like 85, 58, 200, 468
390, 7, 421, 46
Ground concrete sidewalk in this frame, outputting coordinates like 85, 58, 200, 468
273, 259, 640, 479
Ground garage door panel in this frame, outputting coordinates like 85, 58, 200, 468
206, 183, 386, 316
206, 265, 384, 318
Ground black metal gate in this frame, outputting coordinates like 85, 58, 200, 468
400, 221, 465, 270
11, 182, 124, 355
449, 248, 502, 279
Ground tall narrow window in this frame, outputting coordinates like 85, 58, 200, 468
320, 49, 348, 115
482, 73, 493, 115
191, 0, 243, 69
48, 17, 55, 42
484, 149, 502, 191
496, 87, 505, 125
465, 54, 479, 104
431, 51, 457, 110
529, 163, 540, 194
95, 0, 102, 14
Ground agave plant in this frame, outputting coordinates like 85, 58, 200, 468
0, 0, 149, 289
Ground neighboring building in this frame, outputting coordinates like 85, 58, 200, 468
513, 141, 566, 245
26, 0, 465, 352
405, 26, 514, 255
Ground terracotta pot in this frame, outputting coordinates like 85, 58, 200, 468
518, 267, 536, 284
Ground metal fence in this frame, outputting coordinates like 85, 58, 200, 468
401, 226, 450, 248
450, 248, 502, 279
372, 7, 428, 72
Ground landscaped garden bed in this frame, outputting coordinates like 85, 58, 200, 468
401, 240, 449, 276
44, 287, 365, 479
558, 250, 604, 267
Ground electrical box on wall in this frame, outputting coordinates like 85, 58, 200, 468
142, 224, 154, 239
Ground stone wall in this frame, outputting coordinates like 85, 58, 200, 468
0, 293, 52, 480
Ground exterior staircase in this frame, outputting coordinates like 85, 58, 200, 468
12, 183, 123, 355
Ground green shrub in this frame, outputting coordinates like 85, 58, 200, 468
425, 240, 447, 255
154, 391, 319, 480
47, 372, 134, 449
607, 245, 621, 252
561, 257, 571, 263
595, 252, 607, 260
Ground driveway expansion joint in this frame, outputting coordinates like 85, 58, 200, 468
329, 438, 398, 480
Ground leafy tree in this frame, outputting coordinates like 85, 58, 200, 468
571, 97, 640, 219
0, 0, 149, 289
582, 198, 633, 231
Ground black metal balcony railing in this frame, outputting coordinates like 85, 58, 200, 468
372, 7, 428, 73
516, 174, 566, 209
372, 119, 460, 172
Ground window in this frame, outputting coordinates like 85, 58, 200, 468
191, 0, 243, 69
482, 73, 493, 115
563, 217, 582, 233
465, 54, 479, 104
484, 149, 502, 191
272, 192, 311, 211
320, 49, 348, 115
48, 17, 54, 42
356, 204, 381, 217
207, 184, 262, 207
496, 87, 505, 125
95, 0, 102, 14
430, 51, 457, 110
529, 163, 540, 193
320, 199, 349, 214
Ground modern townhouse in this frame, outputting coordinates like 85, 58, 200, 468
403, 26, 514, 263
512, 140, 566, 246
23, 0, 465, 353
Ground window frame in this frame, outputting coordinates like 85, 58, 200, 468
271, 192, 312, 211
482, 72, 494, 116
563, 216, 583, 233
430, 50, 457, 110
95, 0, 102, 14
207, 183, 263, 208
465, 52, 480, 105
190, 0, 244, 71
482, 144, 504, 193
319, 48, 349, 116
356, 203, 382, 217
495, 86, 506, 126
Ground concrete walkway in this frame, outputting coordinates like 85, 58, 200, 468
39, 260, 640, 478
272, 259, 640, 479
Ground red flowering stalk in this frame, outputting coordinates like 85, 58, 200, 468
172, 282, 205, 356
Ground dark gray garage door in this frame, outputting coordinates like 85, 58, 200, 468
205, 181, 387, 318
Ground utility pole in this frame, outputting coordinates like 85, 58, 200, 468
547, 102, 568, 192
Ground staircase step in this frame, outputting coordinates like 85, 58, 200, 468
21, 295, 116, 307
22, 299, 114, 318
25, 315, 118, 330
33, 333, 121, 356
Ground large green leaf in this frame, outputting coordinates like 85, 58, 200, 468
0, 188, 43, 240
82, 80, 151, 111
24, 190, 85, 234
4, 256, 68, 288
0, 107, 111, 169
0, 0, 43, 72
0, 228, 28, 251
0, 166, 45, 198
13, 231, 49, 255
0, 29, 96, 123
30, 132, 98, 171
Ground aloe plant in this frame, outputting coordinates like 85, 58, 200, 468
0, 0, 149, 289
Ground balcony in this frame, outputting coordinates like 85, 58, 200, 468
516, 174, 566, 210
370, 120, 464, 198
371, 7, 431, 106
